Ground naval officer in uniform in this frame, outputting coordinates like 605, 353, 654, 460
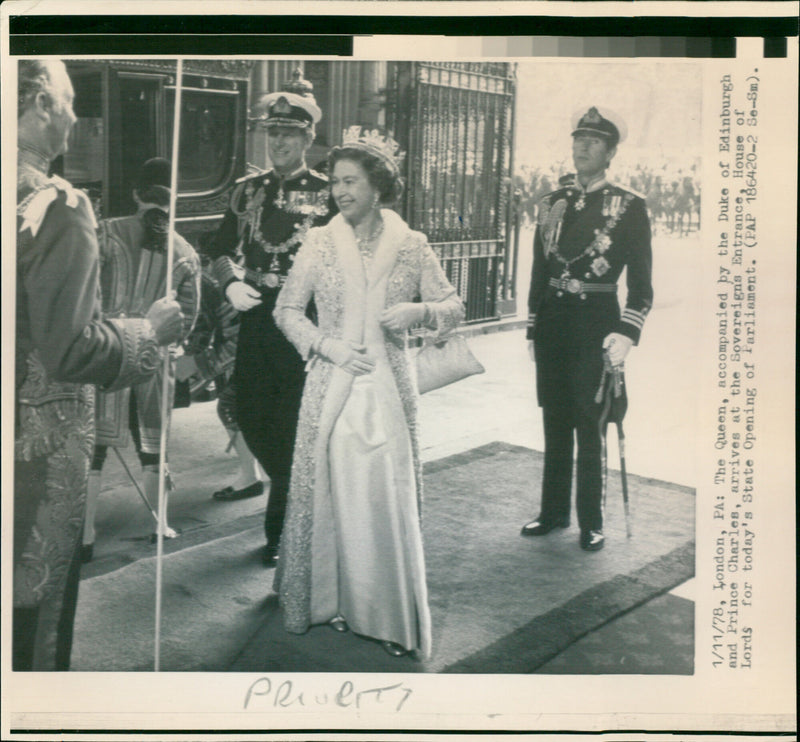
522, 106, 653, 551
208, 76, 336, 566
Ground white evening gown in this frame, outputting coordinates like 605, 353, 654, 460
309, 260, 430, 653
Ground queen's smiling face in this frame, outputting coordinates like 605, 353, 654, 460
331, 158, 380, 226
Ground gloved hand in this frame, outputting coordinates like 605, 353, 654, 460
602, 332, 633, 366
145, 293, 184, 346
527, 340, 535, 363
225, 280, 262, 312
379, 302, 427, 333
318, 338, 376, 376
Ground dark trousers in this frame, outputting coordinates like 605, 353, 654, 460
236, 379, 303, 546
538, 406, 603, 532
235, 310, 306, 548
534, 293, 616, 533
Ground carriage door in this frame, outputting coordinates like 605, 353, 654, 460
388, 62, 518, 323
108, 72, 169, 217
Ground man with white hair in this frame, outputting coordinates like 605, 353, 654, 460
522, 106, 653, 552
15, 59, 183, 669
208, 71, 336, 566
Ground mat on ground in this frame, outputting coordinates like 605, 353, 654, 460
72, 442, 695, 673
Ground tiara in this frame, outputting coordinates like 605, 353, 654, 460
340, 126, 405, 171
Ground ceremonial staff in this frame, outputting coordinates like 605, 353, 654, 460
154, 58, 184, 672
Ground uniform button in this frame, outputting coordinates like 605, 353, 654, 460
580, 294, 587, 300
556, 291, 563, 298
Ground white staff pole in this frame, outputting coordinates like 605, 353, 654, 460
155, 58, 184, 672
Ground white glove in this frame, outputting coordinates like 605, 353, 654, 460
318, 338, 376, 376
527, 340, 536, 363
379, 303, 427, 333
225, 281, 262, 312
602, 332, 634, 366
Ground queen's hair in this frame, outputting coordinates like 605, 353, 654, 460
328, 146, 404, 205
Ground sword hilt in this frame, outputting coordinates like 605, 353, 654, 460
611, 363, 624, 397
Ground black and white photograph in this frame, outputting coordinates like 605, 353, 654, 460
2, 2, 796, 739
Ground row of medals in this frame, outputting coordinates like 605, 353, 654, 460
557, 189, 624, 295
248, 183, 312, 289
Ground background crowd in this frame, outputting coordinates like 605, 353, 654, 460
515, 159, 701, 237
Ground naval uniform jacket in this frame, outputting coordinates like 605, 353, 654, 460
15, 153, 162, 668
527, 177, 653, 411
208, 167, 336, 476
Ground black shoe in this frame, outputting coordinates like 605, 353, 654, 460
262, 545, 279, 567
520, 519, 569, 536
329, 616, 349, 633
80, 544, 94, 564
213, 481, 264, 502
580, 530, 605, 551
382, 641, 408, 657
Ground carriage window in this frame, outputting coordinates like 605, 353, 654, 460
120, 77, 161, 183
166, 89, 238, 194
63, 70, 104, 216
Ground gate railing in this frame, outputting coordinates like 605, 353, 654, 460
388, 62, 516, 324
431, 239, 502, 324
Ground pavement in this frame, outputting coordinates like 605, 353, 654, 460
79, 231, 699, 672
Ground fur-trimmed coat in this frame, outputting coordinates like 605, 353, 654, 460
272, 209, 464, 641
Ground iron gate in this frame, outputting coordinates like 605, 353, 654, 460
387, 62, 517, 323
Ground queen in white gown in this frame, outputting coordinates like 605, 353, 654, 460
272, 130, 464, 658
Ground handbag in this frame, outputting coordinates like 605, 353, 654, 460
414, 333, 485, 394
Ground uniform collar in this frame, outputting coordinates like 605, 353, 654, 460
573, 173, 608, 194
271, 163, 308, 182
18, 143, 51, 174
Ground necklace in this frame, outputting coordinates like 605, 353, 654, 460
354, 216, 384, 259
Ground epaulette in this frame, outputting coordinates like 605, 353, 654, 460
229, 177, 260, 216
18, 176, 95, 237
307, 168, 329, 183
608, 182, 645, 200
539, 186, 568, 205
234, 166, 268, 185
